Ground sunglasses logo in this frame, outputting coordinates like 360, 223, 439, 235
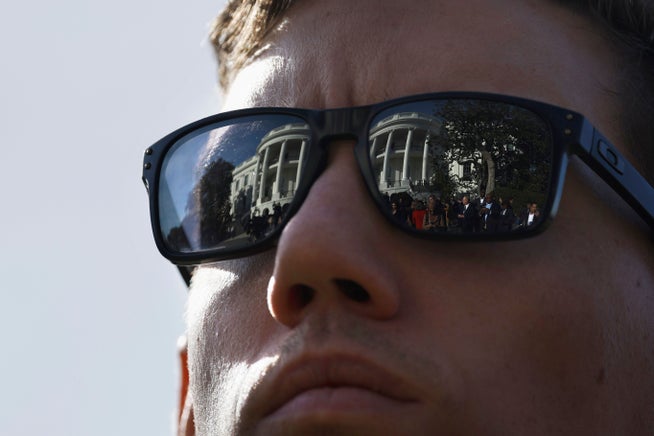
597, 140, 625, 175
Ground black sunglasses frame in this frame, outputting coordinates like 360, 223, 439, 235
143, 91, 654, 266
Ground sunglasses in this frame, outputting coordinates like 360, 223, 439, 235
142, 92, 654, 266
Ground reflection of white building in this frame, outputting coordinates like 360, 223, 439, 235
231, 113, 479, 219
370, 112, 442, 195
230, 122, 309, 217
369, 112, 476, 197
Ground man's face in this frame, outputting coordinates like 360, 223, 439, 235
186, 1, 654, 434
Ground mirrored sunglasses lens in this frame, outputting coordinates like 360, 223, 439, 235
368, 99, 552, 234
158, 114, 310, 254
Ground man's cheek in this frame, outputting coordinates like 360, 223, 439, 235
187, 258, 282, 371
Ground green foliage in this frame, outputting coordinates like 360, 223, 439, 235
165, 157, 236, 251
194, 158, 236, 247
428, 99, 552, 198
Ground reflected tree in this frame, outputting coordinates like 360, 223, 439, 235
193, 158, 235, 247
166, 224, 191, 252
428, 157, 457, 201
430, 99, 551, 200
166, 157, 236, 250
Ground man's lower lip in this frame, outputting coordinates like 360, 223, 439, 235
266, 386, 411, 420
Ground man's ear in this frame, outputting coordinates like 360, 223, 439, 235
177, 336, 195, 436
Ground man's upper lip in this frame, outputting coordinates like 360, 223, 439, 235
258, 352, 420, 417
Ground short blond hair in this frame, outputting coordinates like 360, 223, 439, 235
210, 0, 295, 90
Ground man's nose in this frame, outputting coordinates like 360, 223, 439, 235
266, 140, 402, 328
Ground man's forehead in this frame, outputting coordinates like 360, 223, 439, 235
220, 0, 618, 126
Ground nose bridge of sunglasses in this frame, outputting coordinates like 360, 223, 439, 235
315, 106, 370, 147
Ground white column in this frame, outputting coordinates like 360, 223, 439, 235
369, 136, 378, 160
274, 140, 287, 200
422, 134, 430, 182
382, 131, 394, 185
402, 128, 414, 181
258, 146, 270, 204
251, 157, 260, 205
295, 139, 307, 190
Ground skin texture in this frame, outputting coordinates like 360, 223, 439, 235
182, 0, 654, 434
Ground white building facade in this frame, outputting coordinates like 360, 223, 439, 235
230, 122, 310, 217
368, 111, 475, 197
230, 113, 478, 218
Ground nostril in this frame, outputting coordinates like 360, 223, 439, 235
335, 279, 371, 303
289, 284, 315, 309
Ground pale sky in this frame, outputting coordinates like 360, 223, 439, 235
0, 1, 227, 434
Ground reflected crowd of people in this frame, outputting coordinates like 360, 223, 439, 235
242, 202, 289, 242
234, 192, 542, 244
386, 192, 542, 234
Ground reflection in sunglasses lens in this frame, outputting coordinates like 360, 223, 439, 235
158, 99, 553, 257
369, 99, 552, 234
159, 114, 309, 253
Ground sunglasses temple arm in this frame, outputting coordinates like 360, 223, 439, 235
178, 266, 193, 287
575, 120, 654, 230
